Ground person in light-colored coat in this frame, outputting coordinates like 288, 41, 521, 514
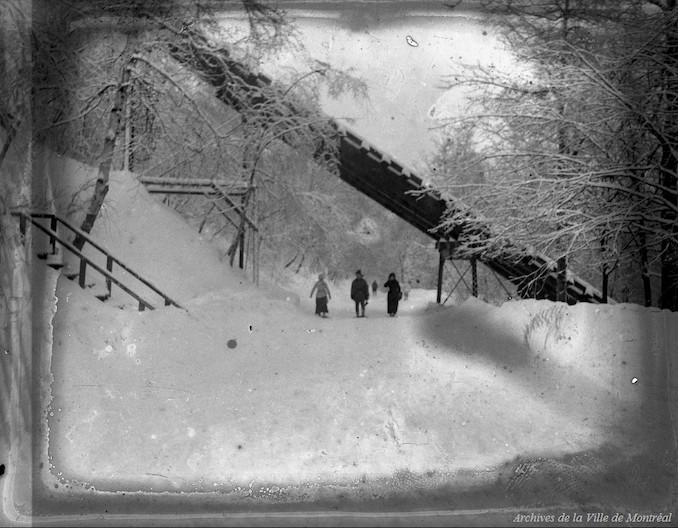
310, 273, 331, 317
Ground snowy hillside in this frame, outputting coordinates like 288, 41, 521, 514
26, 151, 678, 516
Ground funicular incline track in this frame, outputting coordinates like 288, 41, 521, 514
169, 32, 605, 305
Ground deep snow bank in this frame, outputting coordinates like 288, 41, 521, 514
5, 148, 675, 521
422, 296, 677, 455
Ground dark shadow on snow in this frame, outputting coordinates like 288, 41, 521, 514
416, 300, 676, 512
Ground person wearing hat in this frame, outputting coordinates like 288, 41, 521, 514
383, 272, 402, 317
310, 273, 332, 317
350, 269, 370, 317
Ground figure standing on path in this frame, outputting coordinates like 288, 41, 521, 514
310, 273, 331, 317
371, 280, 378, 297
350, 270, 370, 318
384, 272, 402, 317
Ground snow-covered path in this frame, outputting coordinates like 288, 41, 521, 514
30, 156, 676, 515
48, 275, 663, 494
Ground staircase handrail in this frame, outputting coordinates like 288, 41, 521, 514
139, 176, 248, 191
15, 211, 185, 311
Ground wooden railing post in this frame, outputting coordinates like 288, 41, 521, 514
14, 211, 184, 311
49, 215, 58, 254
472, 257, 478, 297
79, 259, 87, 289
19, 213, 26, 238
437, 247, 444, 304
106, 256, 113, 296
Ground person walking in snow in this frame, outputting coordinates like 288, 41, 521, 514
310, 273, 331, 317
384, 272, 402, 317
371, 280, 378, 297
350, 269, 370, 317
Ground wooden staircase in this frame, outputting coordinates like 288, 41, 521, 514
14, 211, 185, 312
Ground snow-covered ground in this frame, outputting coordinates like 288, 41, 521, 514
4, 151, 678, 524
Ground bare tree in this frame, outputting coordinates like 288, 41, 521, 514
32, 0, 367, 274
429, 0, 678, 308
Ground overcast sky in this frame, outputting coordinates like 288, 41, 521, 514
219, 2, 510, 171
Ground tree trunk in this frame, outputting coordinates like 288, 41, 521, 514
639, 229, 652, 307
0, 117, 20, 168
659, 118, 678, 310
659, 6, 678, 310
599, 231, 613, 303
123, 90, 133, 172
73, 59, 131, 251
226, 186, 254, 267
601, 268, 609, 303
227, 142, 258, 267
659, 236, 678, 310
556, 255, 568, 303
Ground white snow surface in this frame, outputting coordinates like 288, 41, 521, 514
41, 155, 677, 493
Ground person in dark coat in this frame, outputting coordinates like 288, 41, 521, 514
371, 280, 378, 296
350, 269, 370, 317
383, 272, 402, 317
310, 273, 331, 317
